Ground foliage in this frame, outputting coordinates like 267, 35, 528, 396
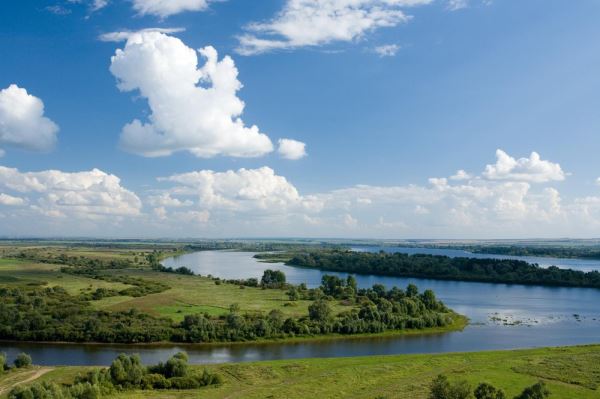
8, 352, 221, 399
428, 374, 471, 399
514, 382, 551, 399
287, 250, 600, 288
13, 353, 32, 368
475, 382, 506, 399
260, 269, 286, 288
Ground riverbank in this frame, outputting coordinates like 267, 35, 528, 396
2, 345, 598, 398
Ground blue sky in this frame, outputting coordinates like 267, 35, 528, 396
0, 0, 599, 238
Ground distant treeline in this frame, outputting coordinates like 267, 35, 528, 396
0, 272, 456, 344
464, 245, 600, 259
285, 251, 600, 288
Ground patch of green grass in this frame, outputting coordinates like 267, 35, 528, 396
0, 259, 132, 296
8, 345, 600, 399
155, 303, 229, 322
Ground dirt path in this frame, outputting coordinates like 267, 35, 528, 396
0, 367, 53, 396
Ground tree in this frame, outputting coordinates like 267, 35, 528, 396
287, 287, 299, 301
407, 283, 419, 297
0, 353, 5, 371
308, 300, 332, 321
346, 275, 358, 292
429, 374, 471, 399
13, 353, 32, 368
475, 383, 506, 399
514, 382, 550, 399
261, 270, 286, 287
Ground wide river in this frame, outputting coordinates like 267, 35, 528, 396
2, 248, 599, 366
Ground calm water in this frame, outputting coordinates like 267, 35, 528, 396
2, 249, 599, 366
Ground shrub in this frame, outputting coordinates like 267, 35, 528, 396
13, 353, 32, 368
514, 382, 550, 399
474, 382, 506, 399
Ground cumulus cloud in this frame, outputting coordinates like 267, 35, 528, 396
482, 149, 566, 183
236, 0, 432, 55
0, 193, 25, 206
109, 31, 274, 158
132, 0, 218, 18
0, 166, 141, 219
0, 84, 59, 155
278, 138, 307, 160
450, 169, 472, 181
374, 44, 400, 57
158, 166, 314, 212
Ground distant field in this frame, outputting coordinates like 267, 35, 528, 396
2, 345, 599, 399
0, 252, 349, 321
0, 258, 132, 295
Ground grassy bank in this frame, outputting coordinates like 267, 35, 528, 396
2, 345, 599, 398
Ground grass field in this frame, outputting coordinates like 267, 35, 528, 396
1, 345, 599, 398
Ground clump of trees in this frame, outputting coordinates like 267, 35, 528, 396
429, 375, 550, 399
261, 269, 286, 288
8, 352, 221, 399
0, 270, 455, 344
0, 352, 31, 374
287, 250, 600, 288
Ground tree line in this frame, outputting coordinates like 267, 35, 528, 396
286, 250, 600, 288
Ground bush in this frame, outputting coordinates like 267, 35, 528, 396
428, 374, 471, 399
13, 353, 32, 368
474, 382, 506, 399
514, 382, 550, 399
0, 352, 6, 371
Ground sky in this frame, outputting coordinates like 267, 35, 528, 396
0, 0, 600, 239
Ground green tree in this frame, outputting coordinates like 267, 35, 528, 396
513, 382, 550, 399
475, 383, 506, 399
261, 269, 286, 287
407, 283, 419, 297
308, 300, 332, 321
13, 353, 32, 368
346, 275, 358, 292
287, 287, 299, 301
428, 374, 471, 399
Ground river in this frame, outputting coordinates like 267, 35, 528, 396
1, 249, 599, 366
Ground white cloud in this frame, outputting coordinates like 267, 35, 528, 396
132, 0, 217, 18
147, 192, 193, 207
483, 149, 566, 183
450, 169, 472, 181
343, 213, 358, 227
278, 138, 307, 160
99, 28, 185, 42
0, 85, 59, 155
109, 31, 274, 158
447, 0, 468, 10
158, 166, 311, 212
92, 0, 108, 11
0, 193, 25, 206
374, 44, 400, 57
236, 0, 432, 55
0, 166, 141, 219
